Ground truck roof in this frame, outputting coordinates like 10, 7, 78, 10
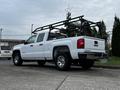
37, 29, 49, 34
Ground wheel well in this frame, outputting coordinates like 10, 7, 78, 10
12, 50, 20, 57
53, 46, 71, 59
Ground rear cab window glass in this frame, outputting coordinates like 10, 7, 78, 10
48, 33, 66, 41
37, 33, 45, 42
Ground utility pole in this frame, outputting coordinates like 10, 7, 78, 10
0, 28, 2, 39
31, 24, 34, 35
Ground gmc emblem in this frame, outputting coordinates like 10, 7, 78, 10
94, 41, 98, 47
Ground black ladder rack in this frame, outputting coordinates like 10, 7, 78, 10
32, 15, 97, 34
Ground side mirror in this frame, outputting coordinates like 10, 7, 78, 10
24, 41, 28, 44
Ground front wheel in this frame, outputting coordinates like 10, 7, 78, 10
13, 53, 23, 66
54, 53, 71, 71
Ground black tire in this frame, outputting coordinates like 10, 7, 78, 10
80, 60, 94, 70
37, 61, 46, 66
13, 52, 23, 66
54, 53, 71, 71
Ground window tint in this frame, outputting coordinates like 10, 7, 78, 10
27, 35, 36, 44
48, 33, 66, 40
37, 33, 45, 42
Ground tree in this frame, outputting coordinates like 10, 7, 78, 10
112, 16, 120, 57
97, 21, 107, 39
97, 21, 108, 53
101, 21, 107, 39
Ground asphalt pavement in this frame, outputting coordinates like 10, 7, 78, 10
0, 60, 120, 90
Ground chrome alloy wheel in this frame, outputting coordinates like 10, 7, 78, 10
14, 55, 19, 64
57, 56, 65, 68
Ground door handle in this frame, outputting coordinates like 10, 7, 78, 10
30, 45, 33, 47
39, 44, 43, 46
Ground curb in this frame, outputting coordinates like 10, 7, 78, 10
94, 65, 120, 69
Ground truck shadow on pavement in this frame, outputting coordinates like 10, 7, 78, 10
14, 62, 118, 78
21, 62, 89, 71
1, 60, 118, 78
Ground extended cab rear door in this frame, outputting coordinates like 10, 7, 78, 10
33, 33, 45, 60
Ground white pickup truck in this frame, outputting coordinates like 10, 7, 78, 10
12, 29, 107, 70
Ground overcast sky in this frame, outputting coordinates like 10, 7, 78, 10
0, 0, 119, 39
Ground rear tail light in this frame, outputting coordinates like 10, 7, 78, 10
77, 39, 85, 48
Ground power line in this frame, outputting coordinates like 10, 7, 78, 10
0, 24, 32, 25
31, 24, 34, 35
3, 34, 30, 36
0, 28, 3, 39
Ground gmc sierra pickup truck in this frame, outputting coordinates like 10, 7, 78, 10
12, 30, 107, 70
12, 15, 107, 70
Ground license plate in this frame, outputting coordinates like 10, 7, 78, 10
87, 55, 96, 59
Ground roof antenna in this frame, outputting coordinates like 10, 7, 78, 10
65, 0, 72, 20
66, 11, 71, 20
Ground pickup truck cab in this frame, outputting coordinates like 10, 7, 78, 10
12, 29, 107, 70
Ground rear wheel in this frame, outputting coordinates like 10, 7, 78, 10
80, 60, 94, 70
54, 53, 71, 71
37, 61, 46, 66
13, 52, 23, 66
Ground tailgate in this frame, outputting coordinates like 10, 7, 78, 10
84, 37, 105, 52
